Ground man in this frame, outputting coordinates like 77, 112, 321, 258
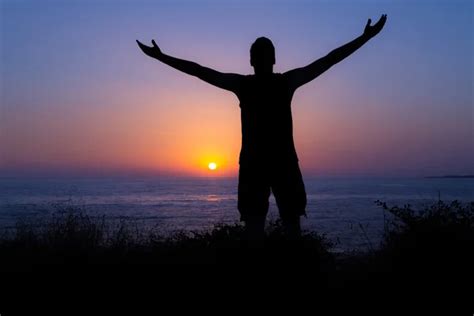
137, 14, 387, 240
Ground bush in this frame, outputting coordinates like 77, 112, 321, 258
373, 200, 474, 288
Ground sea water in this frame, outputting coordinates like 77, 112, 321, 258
1, 176, 472, 252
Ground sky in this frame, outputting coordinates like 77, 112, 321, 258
1, 0, 473, 177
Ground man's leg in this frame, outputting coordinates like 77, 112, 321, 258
281, 216, 302, 239
272, 162, 307, 239
243, 215, 266, 242
237, 164, 270, 243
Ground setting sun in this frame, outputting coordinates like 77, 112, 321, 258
208, 162, 217, 170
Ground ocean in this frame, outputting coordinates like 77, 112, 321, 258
0, 176, 472, 252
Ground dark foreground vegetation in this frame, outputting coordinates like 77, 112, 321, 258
1, 200, 473, 294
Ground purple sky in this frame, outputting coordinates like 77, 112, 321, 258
1, 0, 473, 177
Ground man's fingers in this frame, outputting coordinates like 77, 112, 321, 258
366, 18, 371, 27
152, 39, 158, 47
136, 40, 148, 49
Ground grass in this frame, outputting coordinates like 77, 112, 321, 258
0, 205, 335, 266
0, 200, 473, 292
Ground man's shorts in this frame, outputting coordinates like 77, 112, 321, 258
237, 161, 307, 222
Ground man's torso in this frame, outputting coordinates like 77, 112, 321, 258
236, 73, 298, 166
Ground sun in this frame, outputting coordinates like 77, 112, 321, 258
208, 162, 217, 170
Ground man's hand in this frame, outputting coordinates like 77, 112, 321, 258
363, 14, 387, 39
136, 39, 162, 59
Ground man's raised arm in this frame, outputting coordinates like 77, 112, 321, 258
137, 39, 242, 93
285, 14, 387, 91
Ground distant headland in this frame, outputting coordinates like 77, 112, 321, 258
425, 175, 474, 179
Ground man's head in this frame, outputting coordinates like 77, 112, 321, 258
250, 37, 275, 75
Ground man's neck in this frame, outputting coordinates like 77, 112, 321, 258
253, 66, 273, 76
254, 71, 274, 77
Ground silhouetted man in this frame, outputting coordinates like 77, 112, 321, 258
137, 15, 387, 240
